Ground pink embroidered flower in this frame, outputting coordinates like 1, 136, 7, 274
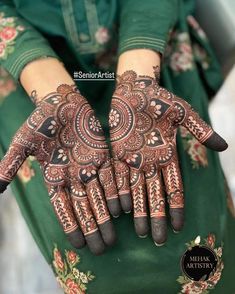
53, 248, 64, 271
188, 137, 208, 167
179, 42, 192, 54
0, 14, 25, 60
170, 50, 193, 72
0, 42, 6, 57
208, 270, 222, 284
95, 27, 110, 45
53, 245, 95, 293
0, 26, 17, 42
187, 15, 207, 40
207, 233, 215, 248
17, 159, 35, 183
65, 278, 85, 294
166, 32, 194, 73
182, 281, 208, 294
67, 251, 78, 265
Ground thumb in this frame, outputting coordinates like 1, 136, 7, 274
175, 98, 228, 152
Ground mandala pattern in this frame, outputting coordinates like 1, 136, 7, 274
177, 234, 224, 294
109, 69, 227, 245
52, 245, 95, 293
0, 84, 120, 255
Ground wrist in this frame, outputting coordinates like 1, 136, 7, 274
20, 57, 75, 103
116, 67, 160, 88
117, 49, 161, 77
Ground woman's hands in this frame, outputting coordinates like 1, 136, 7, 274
109, 69, 227, 245
0, 84, 121, 255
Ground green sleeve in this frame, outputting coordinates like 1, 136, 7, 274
118, 0, 178, 55
0, 0, 58, 81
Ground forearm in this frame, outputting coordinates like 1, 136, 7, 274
20, 57, 74, 103
117, 49, 161, 77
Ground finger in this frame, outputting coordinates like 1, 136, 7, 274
0, 142, 30, 193
113, 160, 132, 213
48, 185, 86, 249
145, 164, 167, 246
130, 168, 148, 237
69, 181, 106, 255
175, 99, 228, 151
162, 157, 184, 232
99, 160, 121, 217
85, 177, 116, 247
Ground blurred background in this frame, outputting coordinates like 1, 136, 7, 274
0, 0, 235, 293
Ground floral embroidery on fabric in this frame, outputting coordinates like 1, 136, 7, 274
0, 67, 16, 104
95, 26, 110, 45
193, 44, 210, 70
0, 13, 24, 60
180, 127, 208, 168
52, 245, 95, 293
17, 156, 35, 184
187, 16, 207, 40
177, 234, 224, 294
165, 31, 194, 73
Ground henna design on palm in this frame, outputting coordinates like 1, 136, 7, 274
0, 84, 121, 255
109, 69, 228, 245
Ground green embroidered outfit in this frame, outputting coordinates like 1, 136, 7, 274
0, 0, 234, 293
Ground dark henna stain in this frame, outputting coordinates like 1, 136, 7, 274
203, 132, 228, 152
0, 84, 118, 254
109, 69, 226, 246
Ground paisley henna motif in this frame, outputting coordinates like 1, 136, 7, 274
109, 68, 228, 245
0, 84, 120, 255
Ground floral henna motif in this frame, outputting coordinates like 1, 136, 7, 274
109, 69, 227, 245
0, 84, 120, 255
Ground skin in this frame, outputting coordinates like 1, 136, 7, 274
111, 49, 228, 245
0, 50, 228, 253
0, 58, 121, 255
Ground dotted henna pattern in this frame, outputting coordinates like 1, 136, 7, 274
0, 84, 120, 255
109, 68, 228, 245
